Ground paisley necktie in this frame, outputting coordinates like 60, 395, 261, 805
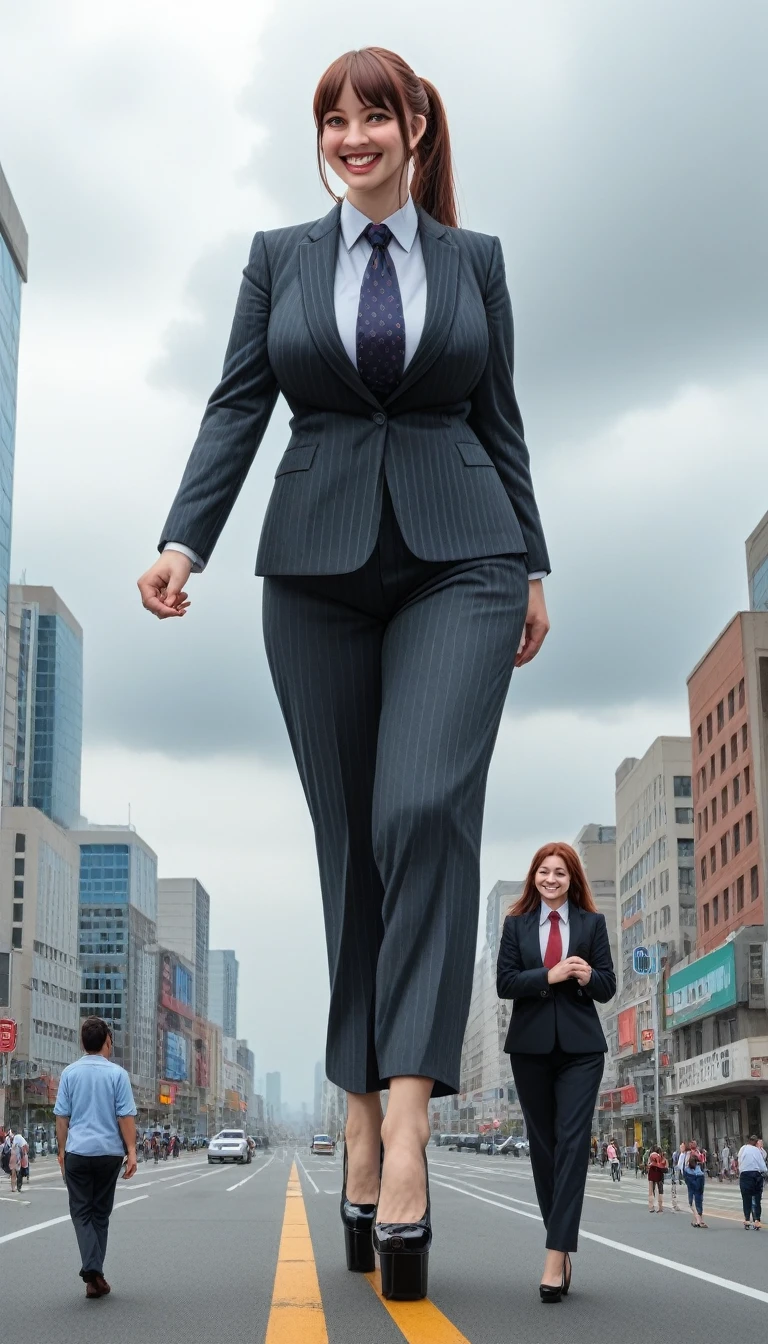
356, 222, 405, 400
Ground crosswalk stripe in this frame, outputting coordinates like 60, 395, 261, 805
366, 1268, 473, 1343
265, 1161, 328, 1344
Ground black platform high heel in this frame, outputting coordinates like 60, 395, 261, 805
340, 1142, 377, 1273
374, 1150, 432, 1301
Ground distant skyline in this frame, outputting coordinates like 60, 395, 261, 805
2, 0, 766, 1102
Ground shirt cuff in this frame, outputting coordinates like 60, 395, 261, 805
527, 571, 547, 581
163, 543, 205, 573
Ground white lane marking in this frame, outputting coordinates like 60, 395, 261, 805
0, 1214, 72, 1244
114, 1195, 149, 1210
166, 1167, 233, 1190
227, 1155, 275, 1191
431, 1179, 768, 1307
294, 1152, 319, 1193
0, 1196, 31, 1205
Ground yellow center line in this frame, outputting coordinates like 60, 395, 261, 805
366, 1269, 472, 1343
265, 1161, 328, 1344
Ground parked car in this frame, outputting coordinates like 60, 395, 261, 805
498, 1136, 529, 1157
207, 1129, 252, 1164
310, 1134, 336, 1156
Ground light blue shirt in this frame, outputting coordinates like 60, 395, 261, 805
165, 195, 545, 579
54, 1053, 137, 1157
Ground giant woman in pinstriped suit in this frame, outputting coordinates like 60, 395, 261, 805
139, 47, 551, 1299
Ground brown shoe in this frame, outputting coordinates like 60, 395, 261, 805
85, 1282, 103, 1299
94, 1274, 111, 1295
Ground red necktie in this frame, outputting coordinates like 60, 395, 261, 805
543, 910, 562, 969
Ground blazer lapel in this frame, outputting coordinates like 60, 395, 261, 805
384, 208, 460, 406
568, 903, 586, 957
524, 909, 544, 968
299, 205, 380, 410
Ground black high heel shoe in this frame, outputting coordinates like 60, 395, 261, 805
374, 1150, 432, 1301
340, 1142, 377, 1273
562, 1252, 571, 1296
539, 1255, 569, 1304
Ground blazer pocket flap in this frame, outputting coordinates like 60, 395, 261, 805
275, 443, 318, 476
456, 440, 493, 467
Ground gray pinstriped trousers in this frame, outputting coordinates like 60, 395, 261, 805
262, 484, 528, 1097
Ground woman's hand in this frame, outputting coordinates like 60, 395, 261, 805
515, 579, 550, 667
546, 956, 592, 987
137, 554, 193, 620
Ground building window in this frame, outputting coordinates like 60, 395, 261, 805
751, 865, 759, 902
678, 838, 694, 859
676, 807, 694, 824
712, 795, 718, 823
14, 880, 23, 900
717, 700, 725, 731
673, 776, 692, 798
737, 874, 745, 911
728, 688, 735, 719
721, 786, 728, 816
713, 894, 719, 924
733, 822, 741, 855
721, 834, 729, 866
710, 755, 716, 784
710, 845, 717, 873
734, 774, 741, 804
730, 733, 738, 762
743, 724, 748, 751
701, 856, 707, 883
11, 928, 22, 949
745, 765, 750, 794
12, 903, 23, 922
746, 811, 753, 844
724, 887, 730, 920
706, 713, 713, 742
739, 678, 745, 708
697, 724, 703, 753
14, 833, 25, 853
704, 805, 709, 832
14, 858, 24, 877
720, 745, 727, 773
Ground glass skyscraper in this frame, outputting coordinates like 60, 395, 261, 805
3, 587, 83, 830
208, 948, 239, 1038
0, 164, 28, 719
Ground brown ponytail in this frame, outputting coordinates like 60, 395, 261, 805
313, 48, 459, 229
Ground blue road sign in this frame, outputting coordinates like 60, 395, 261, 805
633, 946, 652, 975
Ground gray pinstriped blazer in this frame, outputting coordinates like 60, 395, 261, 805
159, 203, 550, 577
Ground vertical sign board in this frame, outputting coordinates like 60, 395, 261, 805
0, 1018, 17, 1052
664, 942, 737, 1029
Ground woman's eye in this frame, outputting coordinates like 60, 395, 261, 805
368, 113, 388, 122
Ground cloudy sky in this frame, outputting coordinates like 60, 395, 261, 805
1, 0, 766, 1105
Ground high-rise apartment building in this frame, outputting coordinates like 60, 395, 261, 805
2, 586, 83, 829
73, 825, 159, 1111
746, 509, 768, 612
688, 611, 768, 953
574, 824, 617, 968
266, 1070, 281, 1125
157, 878, 210, 1020
208, 948, 238, 1038
0, 164, 28, 690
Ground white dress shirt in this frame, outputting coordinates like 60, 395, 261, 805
539, 900, 570, 962
165, 194, 546, 579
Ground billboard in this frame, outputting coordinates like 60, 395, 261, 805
617, 1006, 637, 1051
665, 942, 737, 1029
165, 1030, 188, 1082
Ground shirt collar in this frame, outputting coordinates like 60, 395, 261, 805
539, 901, 570, 927
340, 194, 419, 253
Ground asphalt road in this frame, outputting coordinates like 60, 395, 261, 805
1, 1148, 767, 1342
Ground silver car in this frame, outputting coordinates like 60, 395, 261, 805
207, 1129, 252, 1164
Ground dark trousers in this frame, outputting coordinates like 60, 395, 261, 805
740, 1170, 763, 1223
510, 1047, 605, 1251
683, 1170, 705, 1216
65, 1154, 123, 1277
263, 483, 528, 1097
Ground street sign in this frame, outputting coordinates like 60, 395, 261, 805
0, 1018, 17, 1052
633, 946, 652, 975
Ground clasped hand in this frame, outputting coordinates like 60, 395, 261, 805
547, 956, 592, 987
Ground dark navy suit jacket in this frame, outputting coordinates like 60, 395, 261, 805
159, 203, 550, 577
497, 905, 616, 1055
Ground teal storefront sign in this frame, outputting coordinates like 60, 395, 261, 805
665, 942, 737, 1028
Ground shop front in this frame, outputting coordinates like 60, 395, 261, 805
669, 1036, 768, 1155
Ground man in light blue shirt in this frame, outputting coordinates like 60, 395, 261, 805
54, 1016, 138, 1298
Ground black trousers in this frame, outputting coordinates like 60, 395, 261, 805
740, 1170, 763, 1223
64, 1154, 123, 1277
263, 483, 528, 1097
510, 1047, 605, 1251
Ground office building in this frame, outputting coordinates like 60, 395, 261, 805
157, 878, 210, 1020
0, 164, 28, 698
73, 824, 158, 1111
688, 612, 768, 953
746, 509, 768, 612
2, 586, 83, 830
208, 948, 238, 1038
156, 946, 196, 1128
574, 824, 618, 968
266, 1070, 281, 1125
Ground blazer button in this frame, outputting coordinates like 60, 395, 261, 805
373, 411, 387, 425
578, 989, 584, 997
540, 989, 548, 998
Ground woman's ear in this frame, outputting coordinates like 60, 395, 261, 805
410, 114, 427, 151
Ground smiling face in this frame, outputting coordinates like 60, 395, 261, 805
535, 854, 571, 907
320, 77, 426, 214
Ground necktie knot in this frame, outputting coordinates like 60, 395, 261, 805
365, 222, 393, 250
548, 911, 561, 924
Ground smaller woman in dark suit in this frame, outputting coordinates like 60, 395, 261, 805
497, 842, 616, 1302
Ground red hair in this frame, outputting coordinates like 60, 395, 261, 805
509, 843, 598, 916
313, 47, 458, 229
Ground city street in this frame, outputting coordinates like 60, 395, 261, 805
2, 1149, 767, 1342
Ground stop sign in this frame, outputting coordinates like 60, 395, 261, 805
0, 1018, 17, 1052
